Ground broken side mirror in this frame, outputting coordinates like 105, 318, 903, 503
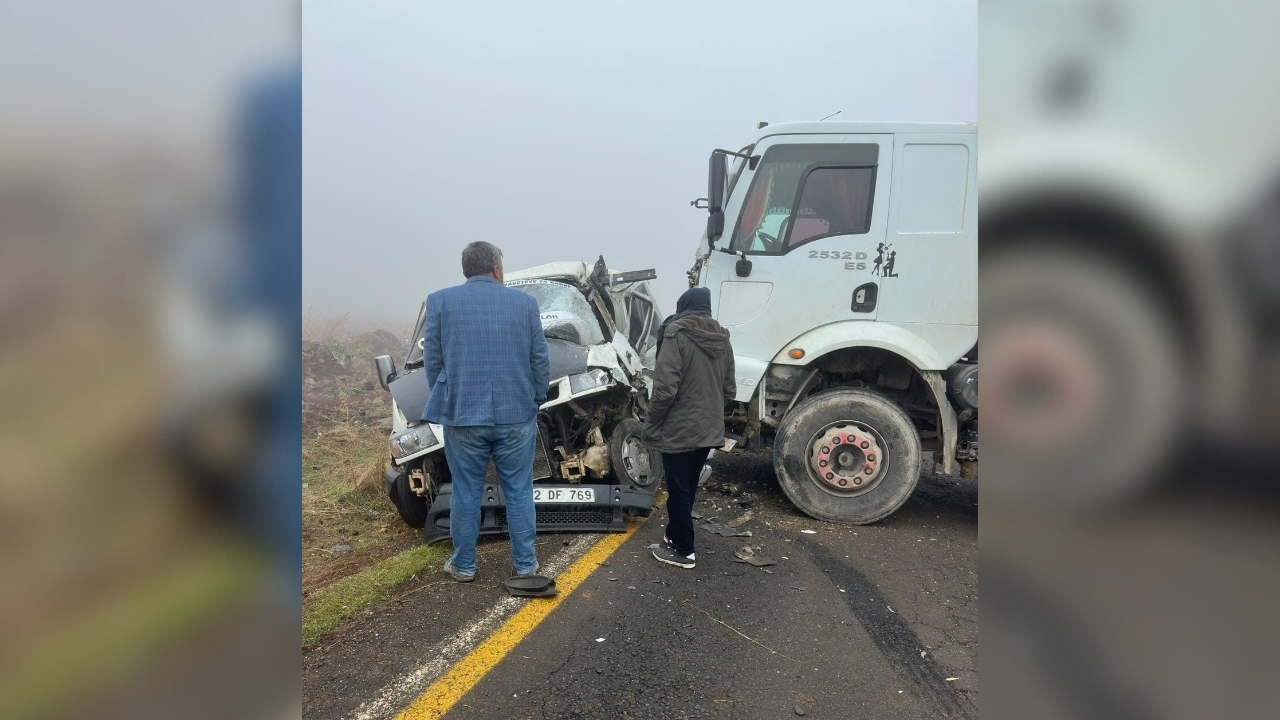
373, 355, 396, 390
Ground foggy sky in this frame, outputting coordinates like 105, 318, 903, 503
303, 0, 977, 328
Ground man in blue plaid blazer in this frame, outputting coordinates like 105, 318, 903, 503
423, 241, 550, 582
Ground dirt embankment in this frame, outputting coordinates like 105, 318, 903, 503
302, 331, 423, 598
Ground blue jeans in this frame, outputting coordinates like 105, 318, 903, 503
443, 418, 539, 575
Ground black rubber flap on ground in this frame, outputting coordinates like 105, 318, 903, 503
504, 575, 558, 598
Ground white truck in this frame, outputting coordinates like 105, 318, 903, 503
687, 121, 978, 524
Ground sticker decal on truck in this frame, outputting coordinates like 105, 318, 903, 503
871, 243, 899, 278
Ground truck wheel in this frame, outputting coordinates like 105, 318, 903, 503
609, 418, 663, 489
392, 469, 428, 528
982, 248, 1186, 507
774, 388, 921, 524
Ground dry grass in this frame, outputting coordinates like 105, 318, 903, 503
301, 413, 434, 644
303, 307, 350, 343
302, 421, 388, 516
301, 334, 435, 645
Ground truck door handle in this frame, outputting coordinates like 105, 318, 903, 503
851, 283, 878, 313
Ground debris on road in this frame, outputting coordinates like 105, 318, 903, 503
701, 521, 752, 538
329, 544, 352, 554
596, 637, 605, 642
794, 704, 807, 716
800, 529, 817, 535
733, 545, 777, 567
504, 575, 559, 598
726, 509, 754, 528
790, 586, 807, 591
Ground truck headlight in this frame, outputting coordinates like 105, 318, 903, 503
390, 424, 438, 460
569, 369, 611, 394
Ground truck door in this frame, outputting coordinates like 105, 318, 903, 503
703, 135, 894, 400
877, 134, 977, 326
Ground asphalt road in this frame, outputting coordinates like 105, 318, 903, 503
303, 454, 977, 720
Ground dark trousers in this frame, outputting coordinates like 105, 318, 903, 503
662, 448, 711, 557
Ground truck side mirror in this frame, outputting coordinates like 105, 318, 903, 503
706, 151, 727, 244
373, 355, 396, 390
706, 211, 724, 245
708, 151, 727, 211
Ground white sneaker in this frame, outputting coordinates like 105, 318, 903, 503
652, 546, 696, 569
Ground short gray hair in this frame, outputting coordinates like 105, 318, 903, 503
461, 241, 503, 278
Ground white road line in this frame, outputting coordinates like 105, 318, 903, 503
346, 534, 601, 720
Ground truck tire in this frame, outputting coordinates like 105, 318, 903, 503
773, 388, 921, 524
608, 418, 663, 489
982, 248, 1186, 507
392, 469, 428, 528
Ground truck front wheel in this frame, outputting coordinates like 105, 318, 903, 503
773, 388, 921, 524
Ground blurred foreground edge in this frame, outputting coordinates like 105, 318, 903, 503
982, 2, 1280, 719
0, 2, 300, 719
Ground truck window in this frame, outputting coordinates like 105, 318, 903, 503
724, 145, 753, 204
786, 167, 875, 247
729, 143, 878, 254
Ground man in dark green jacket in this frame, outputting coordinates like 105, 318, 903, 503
643, 287, 736, 568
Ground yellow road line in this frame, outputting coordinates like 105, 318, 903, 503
393, 522, 646, 720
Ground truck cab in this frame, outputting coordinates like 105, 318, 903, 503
690, 121, 978, 524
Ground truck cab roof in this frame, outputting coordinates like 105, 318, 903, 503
746, 120, 976, 144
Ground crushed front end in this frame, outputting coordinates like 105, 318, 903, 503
377, 258, 666, 544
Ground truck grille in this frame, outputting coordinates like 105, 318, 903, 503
484, 426, 554, 483
496, 506, 615, 526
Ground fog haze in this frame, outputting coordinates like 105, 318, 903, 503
304, 0, 977, 329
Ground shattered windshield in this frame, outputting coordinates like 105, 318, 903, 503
508, 279, 606, 346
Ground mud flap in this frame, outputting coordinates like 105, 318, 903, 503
920, 369, 958, 475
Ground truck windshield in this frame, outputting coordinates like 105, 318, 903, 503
508, 279, 606, 346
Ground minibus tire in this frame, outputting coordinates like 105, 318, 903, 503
394, 470, 428, 528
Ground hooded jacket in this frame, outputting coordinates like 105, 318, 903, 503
642, 313, 736, 454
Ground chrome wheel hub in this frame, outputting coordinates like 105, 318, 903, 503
809, 424, 885, 493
